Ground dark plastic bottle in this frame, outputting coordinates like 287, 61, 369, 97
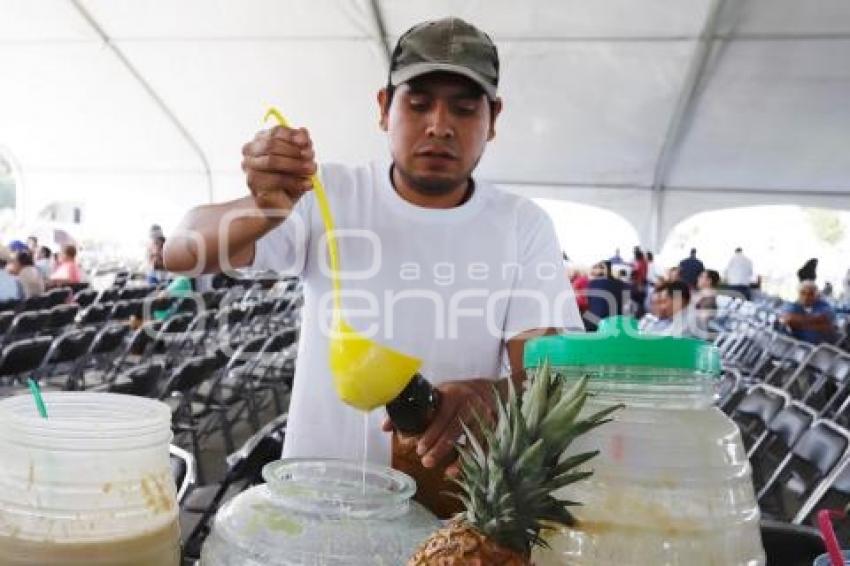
385, 373, 440, 435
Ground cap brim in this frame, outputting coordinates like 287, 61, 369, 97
390, 62, 497, 100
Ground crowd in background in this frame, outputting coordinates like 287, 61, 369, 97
568, 246, 850, 345
5, 223, 848, 348
0, 235, 84, 302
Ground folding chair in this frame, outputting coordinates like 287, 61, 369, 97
160, 354, 221, 483
20, 294, 50, 312
43, 304, 79, 335
815, 353, 850, 419
103, 361, 165, 398
764, 339, 814, 389
757, 419, 850, 522
170, 444, 197, 505
779, 345, 841, 405
5, 310, 48, 342
0, 337, 53, 389
40, 327, 97, 389
730, 384, 787, 452
193, 337, 268, 453
45, 287, 72, 307
760, 520, 825, 566
180, 414, 286, 561
748, 401, 816, 491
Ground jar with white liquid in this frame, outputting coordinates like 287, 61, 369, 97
525, 317, 765, 566
0, 392, 180, 565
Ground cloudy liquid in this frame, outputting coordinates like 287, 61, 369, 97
0, 519, 180, 565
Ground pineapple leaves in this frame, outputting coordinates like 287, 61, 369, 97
450, 367, 622, 557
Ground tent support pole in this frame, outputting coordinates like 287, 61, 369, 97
368, 0, 392, 68
647, 0, 731, 250
69, 0, 215, 204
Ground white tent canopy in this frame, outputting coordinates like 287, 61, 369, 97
2, 0, 849, 248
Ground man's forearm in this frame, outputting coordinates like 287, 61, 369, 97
791, 313, 834, 332
163, 196, 284, 274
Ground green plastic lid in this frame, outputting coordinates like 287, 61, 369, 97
523, 316, 721, 374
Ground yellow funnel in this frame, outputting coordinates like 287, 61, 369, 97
264, 108, 422, 411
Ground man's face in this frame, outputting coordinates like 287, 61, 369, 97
697, 271, 710, 290
379, 72, 501, 195
657, 293, 674, 319
650, 291, 665, 317
798, 286, 817, 307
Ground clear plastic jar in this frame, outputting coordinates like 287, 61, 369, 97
201, 458, 440, 565
525, 318, 765, 566
0, 392, 180, 565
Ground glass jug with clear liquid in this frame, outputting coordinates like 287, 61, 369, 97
526, 317, 765, 566
201, 458, 439, 565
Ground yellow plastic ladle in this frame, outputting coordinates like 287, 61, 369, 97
264, 107, 422, 411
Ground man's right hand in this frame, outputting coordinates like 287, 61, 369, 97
241, 125, 317, 217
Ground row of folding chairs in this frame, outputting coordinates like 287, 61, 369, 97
163, 330, 297, 479
0, 304, 81, 344
727, 384, 850, 541
73, 284, 160, 308
0, 285, 85, 315
718, 326, 850, 424
0, 295, 288, 389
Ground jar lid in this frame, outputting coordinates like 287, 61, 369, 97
523, 316, 721, 374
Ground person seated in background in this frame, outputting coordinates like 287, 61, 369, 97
36, 246, 53, 279
585, 260, 628, 331
693, 269, 721, 335
0, 247, 24, 301
694, 269, 720, 311
665, 266, 681, 283
780, 281, 836, 345
641, 281, 693, 337
26, 236, 38, 255
7, 251, 44, 298
638, 287, 662, 331
48, 244, 83, 287
568, 267, 589, 314
147, 235, 169, 284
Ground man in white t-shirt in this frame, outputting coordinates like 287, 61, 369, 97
165, 18, 580, 477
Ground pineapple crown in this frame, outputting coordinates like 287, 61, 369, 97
452, 361, 622, 556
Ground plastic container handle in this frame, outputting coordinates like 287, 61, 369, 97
818, 508, 847, 566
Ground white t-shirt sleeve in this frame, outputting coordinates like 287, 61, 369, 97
252, 192, 313, 276
502, 201, 583, 340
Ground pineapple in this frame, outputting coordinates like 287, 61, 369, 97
408, 363, 621, 565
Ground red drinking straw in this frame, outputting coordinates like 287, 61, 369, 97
818, 509, 847, 566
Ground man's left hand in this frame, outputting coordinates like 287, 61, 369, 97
386, 378, 501, 472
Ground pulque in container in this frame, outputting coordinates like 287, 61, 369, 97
0, 392, 180, 565
525, 317, 765, 565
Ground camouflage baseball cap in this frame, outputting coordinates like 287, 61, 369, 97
388, 17, 499, 100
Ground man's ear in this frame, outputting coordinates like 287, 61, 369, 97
377, 88, 390, 131
487, 97, 503, 141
